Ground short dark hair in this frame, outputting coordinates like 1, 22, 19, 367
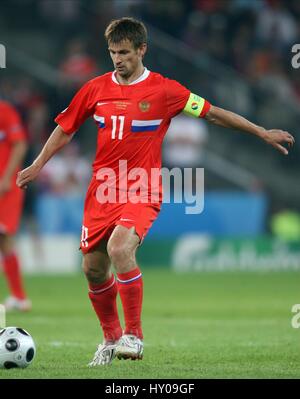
104, 17, 147, 49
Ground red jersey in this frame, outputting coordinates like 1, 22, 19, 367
0, 101, 27, 177
55, 69, 210, 202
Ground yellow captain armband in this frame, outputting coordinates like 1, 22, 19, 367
183, 92, 206, 118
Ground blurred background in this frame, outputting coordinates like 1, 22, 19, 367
0, 0, 300, 273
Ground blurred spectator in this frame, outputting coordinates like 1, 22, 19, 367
111, 0, 144, 16
251, 54, 297, 103
38, 141, 91, 195
256, 0, 298, 52
163, 114, 208, 169
38, 0, 82, 36
56, 38, 99, 114
290, 70, 300, 103
163, 114, 208, 195
246, 47, 274, 82
0, 76, 49, 152
194, 0, 229, 14
139, 0, 190, 39
36, 141, 91, 234
58, 38, 99, 92
231, 0, 265, 12
183, 10, 207, 52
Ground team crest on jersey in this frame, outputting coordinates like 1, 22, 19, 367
139, 101, 150, 112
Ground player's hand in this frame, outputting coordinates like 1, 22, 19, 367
0, 176, 12, 196
262, 129, 295, 155
16, 163, 41, 189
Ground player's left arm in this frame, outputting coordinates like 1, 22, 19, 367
204, 105, 295, 155
0, 140, 28, 195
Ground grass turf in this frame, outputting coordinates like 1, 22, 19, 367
0, 269, 299, 379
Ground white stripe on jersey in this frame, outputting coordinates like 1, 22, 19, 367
131, 119, 162, 127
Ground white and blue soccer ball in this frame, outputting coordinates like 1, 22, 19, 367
0, 327, 36, 369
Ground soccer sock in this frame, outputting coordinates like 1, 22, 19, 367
2, 252, 27, 300
88, 274, 122, 343
117, 267, 143, 339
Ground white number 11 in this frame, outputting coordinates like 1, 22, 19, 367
111, 115, 125, 140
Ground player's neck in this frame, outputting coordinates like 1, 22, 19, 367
115, 64, 145, 85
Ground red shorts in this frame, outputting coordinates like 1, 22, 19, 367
0, 184, 24, 235
80, 177, 161, 253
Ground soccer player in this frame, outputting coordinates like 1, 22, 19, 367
16, 18, 295, 365
0, 99, 31, 311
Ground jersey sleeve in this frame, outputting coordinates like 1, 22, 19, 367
183, 92, 211, 118
54, 81, 95, 134
165, 78, 211, 119
4, 104, 26, 143
165, 78, 191, 119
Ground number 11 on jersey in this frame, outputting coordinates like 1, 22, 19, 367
111, 115, 125, 140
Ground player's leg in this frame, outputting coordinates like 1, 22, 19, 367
107, 225, 144, 359
82, 240, 123, 366
0, 233, 31, 312
0, 185, 30, 311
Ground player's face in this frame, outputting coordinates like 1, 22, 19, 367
108, 40, 147, 78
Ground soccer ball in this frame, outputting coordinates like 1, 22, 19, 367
0, 327, 36, 369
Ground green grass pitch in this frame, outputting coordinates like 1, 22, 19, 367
0, 269, 299, 379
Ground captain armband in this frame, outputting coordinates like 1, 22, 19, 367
183, 92, 211, 118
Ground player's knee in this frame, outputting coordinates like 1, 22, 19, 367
82, 259, 108, 284
107, 243, 129, 266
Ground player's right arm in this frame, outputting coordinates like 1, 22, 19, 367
16, 125, 72, 189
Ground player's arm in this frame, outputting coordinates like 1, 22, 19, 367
16, 125, 72, 189
0, 140, 27, 195
204, 105, 295, 155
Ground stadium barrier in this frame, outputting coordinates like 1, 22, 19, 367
16, 234, 300, 273
138, 235, 300, 271
34, 191, 267, 236
17, 235, 81, 273
19, 191, 291, 273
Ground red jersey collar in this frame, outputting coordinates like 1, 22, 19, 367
112, 67, 150, 85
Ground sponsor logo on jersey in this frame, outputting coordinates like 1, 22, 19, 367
191, 102, 198, 111
131, 119, 162, 132
139, 101, 150, 112
97, 102, 109, 106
